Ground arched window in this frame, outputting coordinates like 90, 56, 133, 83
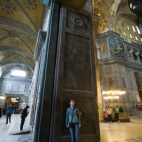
132, 26, 136, 32
130, 3, 132, 9
136, 26, 141, 34
130, 34, 132, 38
135, 36, 138, 41
124, 31, 126, 36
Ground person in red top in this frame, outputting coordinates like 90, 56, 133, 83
103, 111, 108, 122
139, 105, 142, 117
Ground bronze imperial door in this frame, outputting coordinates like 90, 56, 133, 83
49, 6, 100, 142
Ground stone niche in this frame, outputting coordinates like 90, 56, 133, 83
50, 7, 100, 142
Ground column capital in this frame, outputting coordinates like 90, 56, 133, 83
135, 52, 140, 56
129, 50, 134, 54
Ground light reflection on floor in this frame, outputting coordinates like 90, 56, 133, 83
100, 116, 142, 142
0, 114, 31, 142
1, 114, 142, 142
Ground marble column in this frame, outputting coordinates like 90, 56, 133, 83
96, 43, 105, 121
97, 46, 102, 59
125, 47, 131, 62
129, 50, 135, 63
135, 52, 141, 64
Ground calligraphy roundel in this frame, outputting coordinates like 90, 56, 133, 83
107, 36, 125, 56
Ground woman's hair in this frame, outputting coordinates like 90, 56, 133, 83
70, 99, 75, 102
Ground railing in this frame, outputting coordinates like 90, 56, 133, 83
99, 57, 142, 69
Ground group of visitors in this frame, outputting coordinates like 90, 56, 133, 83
135, 105, 142, 117
139, 105, 142, 117
0, 104, 30, 131
103, 106, 124, 122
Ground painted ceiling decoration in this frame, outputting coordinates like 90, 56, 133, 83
0, 0, 44, 76
94, 0, 138, 33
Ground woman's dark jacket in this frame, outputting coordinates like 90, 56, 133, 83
21, 108, 28, 118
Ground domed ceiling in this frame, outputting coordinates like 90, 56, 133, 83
94, 0, 138, 33
0, 0, 44, 76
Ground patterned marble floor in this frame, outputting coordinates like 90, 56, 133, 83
1, 114, 142, 142
0, 114, 31, 142
100, 116, 142, 142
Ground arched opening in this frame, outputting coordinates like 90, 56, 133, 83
134, 72, 142, 101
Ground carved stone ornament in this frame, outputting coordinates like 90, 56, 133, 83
73, 17, 83, 27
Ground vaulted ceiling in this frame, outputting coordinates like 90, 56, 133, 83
0, 0, 44, 77
0, 0, 141, 78
94, 0, 138, 33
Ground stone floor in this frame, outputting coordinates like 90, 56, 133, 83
1, 114, 142, 142
100, 116, 142, 142
0, 114, 31, 142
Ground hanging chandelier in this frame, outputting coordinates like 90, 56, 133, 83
102, 91, 126, 95
102, 90, 126, 100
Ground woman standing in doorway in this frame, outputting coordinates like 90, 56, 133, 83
66, 99, 81, 142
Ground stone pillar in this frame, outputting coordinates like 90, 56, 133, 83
97, 47, 102, 59
34, 0, 100, 142
125, 47, 131, 62
135, 52, 141, 64
96, 43, 104, 121
129, 50, 135, 63
33, 1, 61, 141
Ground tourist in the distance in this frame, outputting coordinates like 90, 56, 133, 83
20, 105, 30, 130
119, 106, 124, 113
103, 111, 108, 122
139, 105, 142, 117
114, 106, 119, 122
6, 105, 13, 124
66, 99, 81, 142
106, 106, 112, 122
3, 107, 7, 115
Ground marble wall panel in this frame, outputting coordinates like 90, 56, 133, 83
11, 83, 20, 91
63, 33, 92, 91
19, 84, 26, 92
0, 81, 31, 94
1, 82, 6, 91
126, 69, 132, 76
102, 78, 109, 91
24, 84, 30, 93
113, 77, 119, 89
5, 83, 12, 91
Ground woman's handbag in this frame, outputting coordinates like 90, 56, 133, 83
69, 122, 74, 128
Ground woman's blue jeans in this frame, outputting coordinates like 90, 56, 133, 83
69, 123, 80, 142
